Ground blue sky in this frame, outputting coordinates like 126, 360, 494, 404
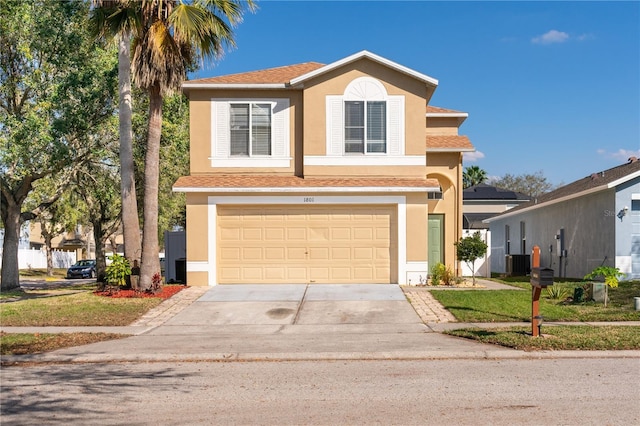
190, 1, 640, 186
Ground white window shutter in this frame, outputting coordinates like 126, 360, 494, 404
212, 101, 230, 158
326, 95, 344, 156
387, 95, 404, 155
272, 99, 290, 157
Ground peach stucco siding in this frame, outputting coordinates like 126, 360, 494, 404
177, 52, 473, 285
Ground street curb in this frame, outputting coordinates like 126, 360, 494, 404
3, 349, 639, 366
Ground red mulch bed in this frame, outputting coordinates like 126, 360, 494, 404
94, 285, 185, 299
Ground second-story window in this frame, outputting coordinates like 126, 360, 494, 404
344, 100, 386, 154
230, 103, 271, 156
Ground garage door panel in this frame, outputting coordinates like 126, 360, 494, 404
331, 247, 350, 260
242, 267, 263, 281
354, 247, 373, 259
242, 228, 262, 240
264, 247, 285, 260
331, 268, 352, 280
353, 228, 374, 240
308, 247, 330, 260
287, 228, 306, 240
331, 228, 351, 240
242, 247, 262, 260
354, 267, 374, 280
287, 247, 307, 260
220, 247, 241, 260
265, 267, 286, 280
309, 227, 330, 241
220, 228, 240, 241
309, 267, 330, 281
219, 267, 241, 281
265, 228, 285, 240
218, 205, 395, 284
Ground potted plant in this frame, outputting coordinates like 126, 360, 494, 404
583, 266, 624, 308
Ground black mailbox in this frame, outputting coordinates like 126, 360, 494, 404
531, 267, 554, 287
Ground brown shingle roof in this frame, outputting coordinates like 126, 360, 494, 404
426, 106, 466, 114
174, 175, 439, 190
426, 135, 475, 151
187, 62, 325, 85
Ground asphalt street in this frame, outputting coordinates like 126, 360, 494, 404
1, 358, 638, 425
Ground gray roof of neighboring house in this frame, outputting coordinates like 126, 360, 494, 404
486, 157, 640, 221
463, 213, 493, 229
463, 184, 530, 201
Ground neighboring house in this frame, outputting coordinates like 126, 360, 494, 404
459, 184, 530, 278
486, 157, 640, 280
174, 51, 474, 286
463, 184, 530, 230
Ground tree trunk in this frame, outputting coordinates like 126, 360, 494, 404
92, 220, 108, 283
118, 32, 142, 270
471, 260, 476, 286
1, 202, 22, 291
43, 227, 54, 277
139, 85, 162, 291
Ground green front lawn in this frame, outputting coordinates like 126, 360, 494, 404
431, 281, 640, 322
0, 291, 163, 326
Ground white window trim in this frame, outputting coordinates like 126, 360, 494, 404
210, 98, 291, 168
198, 195, 409, 286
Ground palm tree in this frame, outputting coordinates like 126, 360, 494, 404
91, 2, 142, 280
463, 165, 488, 189
92, 0, 255, 291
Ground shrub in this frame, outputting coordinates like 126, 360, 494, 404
105, 254, 131, 287
430, 263, 454, 286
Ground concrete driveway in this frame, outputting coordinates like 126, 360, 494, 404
163, 284, 422, 327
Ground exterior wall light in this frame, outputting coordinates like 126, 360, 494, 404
617, 206, 629, 221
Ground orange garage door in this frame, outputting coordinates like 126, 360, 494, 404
217, 205, 396, 284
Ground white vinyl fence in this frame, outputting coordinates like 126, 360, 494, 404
460, 229, 491, 278
0, 248, 76, 270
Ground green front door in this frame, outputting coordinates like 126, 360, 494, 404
428, 215, 444, 267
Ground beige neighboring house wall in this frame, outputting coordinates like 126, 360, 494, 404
176, 51, 474, 286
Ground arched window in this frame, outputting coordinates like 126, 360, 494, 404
343, 77, 388, 154
325, 77, 404, 158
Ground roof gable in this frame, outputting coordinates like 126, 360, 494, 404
290, 50, 438, 87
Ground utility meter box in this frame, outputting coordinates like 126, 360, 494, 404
531, 267, 554, 288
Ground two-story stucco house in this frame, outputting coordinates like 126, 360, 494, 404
174, 51, 474, 286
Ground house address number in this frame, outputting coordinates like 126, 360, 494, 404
303, 197, 315, 203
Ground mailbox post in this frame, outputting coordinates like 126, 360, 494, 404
530, 246, 554, 337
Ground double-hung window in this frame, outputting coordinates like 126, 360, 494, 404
230, 103, 271, 156
344, 100, 386, 154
